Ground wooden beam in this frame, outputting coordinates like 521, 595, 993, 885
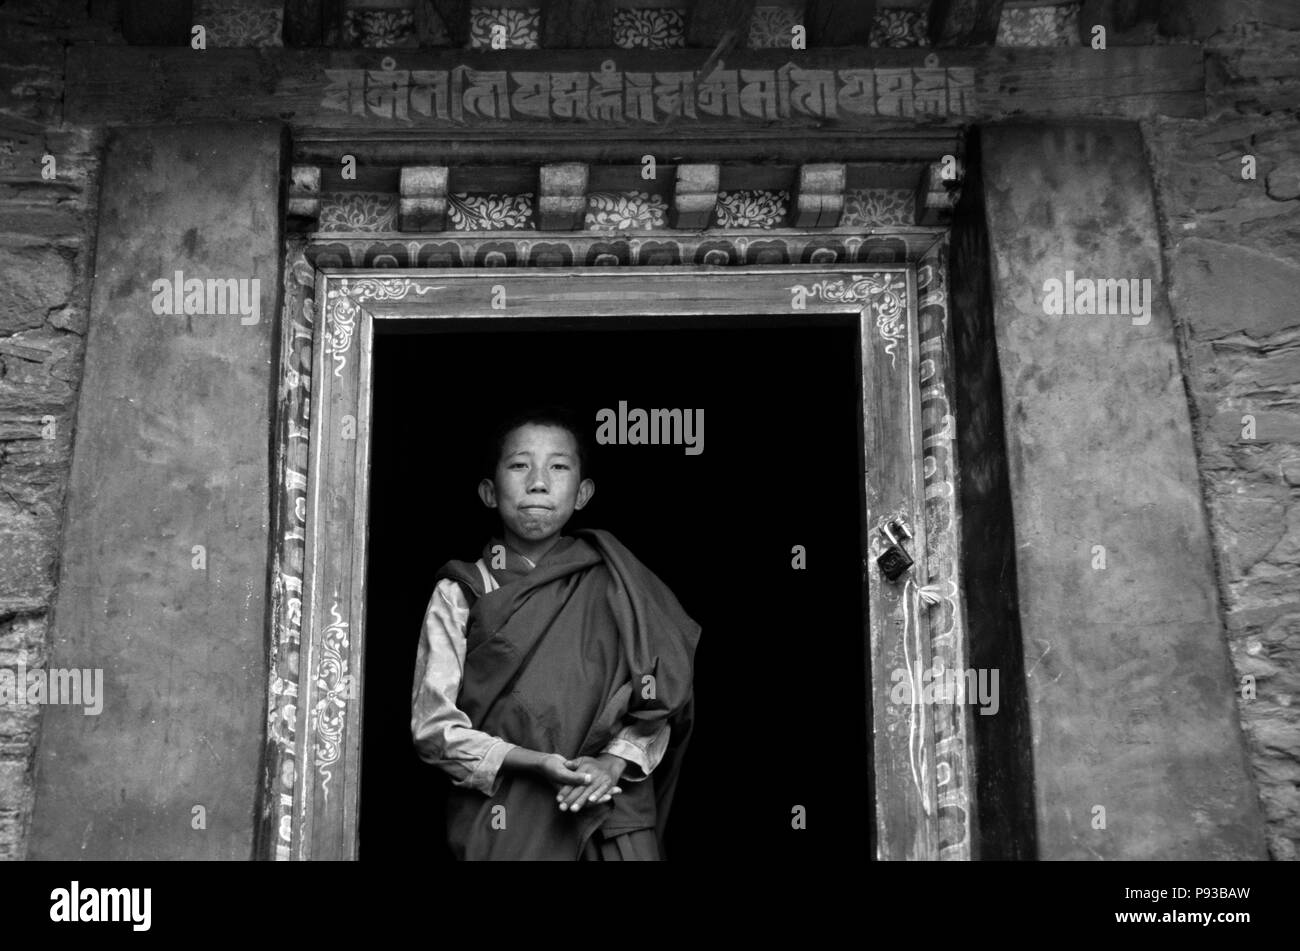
542, 0, 615, 47
399, 165, 450, 231
805, 0, 875, 46
688, 0, 758, 47
792, 162, 846, 227
121, 0, 193, 45
928, 0, 1003, 47
298, 134, 964, 167
288, 165, 322, 229
912, 158, 959, 224
64, 46, 1207, 137
537, 163, 590, 229
670, 164, 720, 229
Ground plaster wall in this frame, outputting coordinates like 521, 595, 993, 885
979, 121, 1268, 859
25, 122, 284, 860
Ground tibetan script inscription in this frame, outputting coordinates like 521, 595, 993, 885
320, 61, 978, 124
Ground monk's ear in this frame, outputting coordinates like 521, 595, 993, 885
477, 478, 498, 508
574, 478, 595, 510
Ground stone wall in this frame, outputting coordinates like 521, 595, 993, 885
1143, 1, 1300, 860
0, 1, 120, 860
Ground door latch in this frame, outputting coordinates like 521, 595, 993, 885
876, 518, 914, 582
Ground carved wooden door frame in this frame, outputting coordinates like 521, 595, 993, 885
257, 244, 974, 862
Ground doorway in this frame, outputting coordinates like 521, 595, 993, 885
360, 318, 871, 861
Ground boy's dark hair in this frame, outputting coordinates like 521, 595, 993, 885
483, 405, 593, 481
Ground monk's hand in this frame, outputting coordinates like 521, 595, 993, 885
534, 752, 597, 788
556, 754, 626, 813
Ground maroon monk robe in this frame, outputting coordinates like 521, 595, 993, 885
434, 528, 700, 861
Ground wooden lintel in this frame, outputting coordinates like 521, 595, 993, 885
63, 45, 1207, 136
671, 163, 720, 229
295, 134, 963, 167
793, 162, 846, 228
399, 165, 450, 231
537, 162, 589, 229
806, 0, 875, 46
929, 0, 1004, 47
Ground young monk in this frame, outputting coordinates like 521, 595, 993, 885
410, 406, 700, 861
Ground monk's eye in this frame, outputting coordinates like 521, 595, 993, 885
552, 463, 570, 471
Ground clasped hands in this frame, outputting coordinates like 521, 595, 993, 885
537, 752, 627, 813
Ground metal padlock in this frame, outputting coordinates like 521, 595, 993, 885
877, 520, 914, 582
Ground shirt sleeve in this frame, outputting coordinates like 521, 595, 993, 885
410, 578, 517, 796
602, 718, 671, 782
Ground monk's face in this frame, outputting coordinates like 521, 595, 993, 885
479, 424, 594, 555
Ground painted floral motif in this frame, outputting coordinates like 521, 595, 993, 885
346, 8, 418, 47
319, 192, 398, 232
870, 8, 930, 47
584, 191, 669, 230
748, 5, 799, 49
613, 8, 687, 49
714, 190, 789, 229
996, 2, 1080, 46
312, 602, 350, 802
470, 8, 541, 49
794, 274, 908, 366
193, 0, 283, 47
448, 193, 536, 230
307, 232, 928, 271
326, 277, 445, 374
841, 189, 917, 227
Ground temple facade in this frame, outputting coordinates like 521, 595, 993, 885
0, 0, 1296, 861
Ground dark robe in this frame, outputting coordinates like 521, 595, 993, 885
435, 528, 700, 860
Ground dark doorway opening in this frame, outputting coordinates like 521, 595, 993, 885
360, 317, 871, 862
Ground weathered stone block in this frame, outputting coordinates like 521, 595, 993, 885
0, 247, 73, 333
0, 521, 57, 601
1169, 238, 1300, 340
1213, 494, 1288, 573
1266, 504, 1300, 567
1210, 408, 1300, 446
1266, 158, 1300, 201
